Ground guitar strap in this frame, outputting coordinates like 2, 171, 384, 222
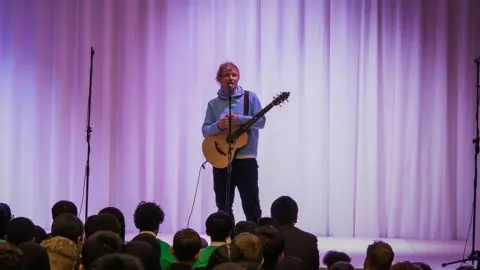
244, 90, 249, 116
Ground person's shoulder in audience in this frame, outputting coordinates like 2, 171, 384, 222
0, 242, 23, 270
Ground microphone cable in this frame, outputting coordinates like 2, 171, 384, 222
187, 160, 208, 228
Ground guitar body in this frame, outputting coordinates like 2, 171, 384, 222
202, 129, 248, 169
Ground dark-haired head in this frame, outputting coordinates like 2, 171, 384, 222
6, 217, 35, 245
331, 261, 355, 270
270, 196, 298, 225
130, 233, 161, 267
133, 201, 165, 234
206, 212, 232, 242
123, 241, 157, 270
84, 214, 121, 239
0, 242, 23, 270
413, 262, 432, 270
391, 261, 419, 270
254, 225, 285, 269
171, 228, 202, 264
80, 231, 123, 270
364, 240, 394, 270
51, 213, 83, 245
51, 200, 78, 220
17, 241, 50, 270
234, 221, 257, 238
99, 207, 125, 242
0, 203, 12, 220
257, 217, 279, 229
213, 262, 246, 270
33, 226, 47, 244
0, 207, 9, 240
207, 244, 244, 269
90, 253, 143, 270
322, 250, 352, 269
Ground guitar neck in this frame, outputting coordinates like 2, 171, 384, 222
233, 102, 275, 137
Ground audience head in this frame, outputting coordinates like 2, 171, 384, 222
206, 211, 233, 242
33, 226, 47, 244
123, 241, 157, 270
200, 237, 209, 248
90, 253, 143, 270
0, 207, 9, 240
331, 261, 355, 270
0, 242, 23, 270
51, 200, 78, 220
6, 217, 35, 245
130, 233, 161, 266
364, 240, 394, 270
257, 217, 279, 229
17, 242, 50, 270
270, 196, 298, 225
133, 201, 165, 235
254, 225, 285, 269
80, 231, 123, 270
99, 207, 126, 241
171, 228, 202, 264
213, 262, 246, 270
84, 214, 121, 239
276, 255, 307, 270
322, 250, 352, 269
207, 244, 244, 269
51, 213, 84, 245
391, 262, 420, 270
456, 265, 476, 270
0, 203, 13, 220
233, 233, 263, 265
234, 221, 257, 238
413, 262, 432, 270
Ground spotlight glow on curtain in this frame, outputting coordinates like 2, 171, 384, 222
0, 0, 479, 240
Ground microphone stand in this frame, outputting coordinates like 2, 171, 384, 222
225, 84, 234, 219
442, 55, 480, 268
84, 47, 95, 222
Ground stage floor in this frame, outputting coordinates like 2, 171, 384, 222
125, 234, 472, 270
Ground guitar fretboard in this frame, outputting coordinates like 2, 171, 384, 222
233, 102, 275, 138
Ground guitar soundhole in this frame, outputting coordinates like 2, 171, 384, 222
214, 141, 227, 156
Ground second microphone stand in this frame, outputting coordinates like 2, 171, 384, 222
442, 56, 480, 269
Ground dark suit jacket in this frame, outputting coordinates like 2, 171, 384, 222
278, 225, 319, 270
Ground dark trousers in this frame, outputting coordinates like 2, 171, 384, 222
213, 158, 262, 225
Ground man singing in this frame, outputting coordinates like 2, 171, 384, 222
201, 61, 265, 224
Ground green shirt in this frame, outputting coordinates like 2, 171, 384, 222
158, 239, 175, 270
192, 246, 218, 269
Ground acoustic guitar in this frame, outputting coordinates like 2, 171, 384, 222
202, 92, 290, 168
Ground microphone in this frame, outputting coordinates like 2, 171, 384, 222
228, 83, 234, 95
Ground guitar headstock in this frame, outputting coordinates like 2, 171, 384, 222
272, 92, 290, 106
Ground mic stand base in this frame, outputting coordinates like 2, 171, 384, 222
441, 251, 480, 270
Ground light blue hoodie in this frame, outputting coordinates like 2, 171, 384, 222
202, 86, 266, 158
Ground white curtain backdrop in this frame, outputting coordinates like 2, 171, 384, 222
0, 0, 479, 240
